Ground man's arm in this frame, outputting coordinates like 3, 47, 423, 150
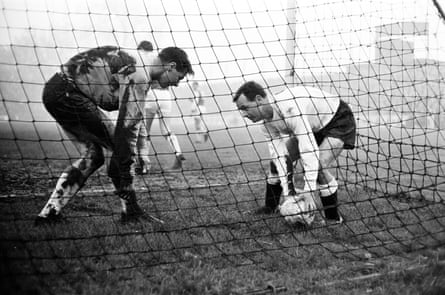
291, 116, 320, 192
113, 72, 149, 187
269, 138, 291, 195
275, 114, 319, 216
260, 122, 290, 192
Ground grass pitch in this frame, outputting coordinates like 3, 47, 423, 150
1, 132, 444, 294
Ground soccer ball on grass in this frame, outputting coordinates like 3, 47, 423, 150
279, 192, 315, 226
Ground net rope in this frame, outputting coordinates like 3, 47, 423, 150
0, 0, 444, 292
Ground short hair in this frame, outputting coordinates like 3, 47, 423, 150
137, 40, 154, 52
233, 81, 266, 102
159, 47, 194, 75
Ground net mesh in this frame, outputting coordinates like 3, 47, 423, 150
0, 0, 444, 292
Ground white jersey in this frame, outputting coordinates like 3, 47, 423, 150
261, 86, 340, 192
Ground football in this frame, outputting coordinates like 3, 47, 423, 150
279, 193, 315, 225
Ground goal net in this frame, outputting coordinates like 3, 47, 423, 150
0, 0, 444, 291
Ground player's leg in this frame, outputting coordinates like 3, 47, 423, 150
144, 109, 156, 146
192, 103, 209, 143
108, 89, 152, 221
317, 137, 344, 222
37, 142, 105, 219
37, 81, 113, 222
135, 116, 151, 175
134, 124, 145, 174
159, 113, 185, 170
108, 156, 145, 221
137, 105, 157, 172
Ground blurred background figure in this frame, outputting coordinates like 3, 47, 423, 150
189, 81, 209, 144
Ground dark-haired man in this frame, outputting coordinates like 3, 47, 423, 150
233, 81, 356, 223
36, 45, 193, 224
134, 42, 186, 174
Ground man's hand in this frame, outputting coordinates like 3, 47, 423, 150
304, 191, 317, 215
293, 189, 317, 215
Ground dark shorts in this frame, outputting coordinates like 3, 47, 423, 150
285, 99, 356, 161
314, 99, 356, 150
42, 73, 114, 150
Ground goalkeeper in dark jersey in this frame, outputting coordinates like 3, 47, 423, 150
35, 46, 193, 224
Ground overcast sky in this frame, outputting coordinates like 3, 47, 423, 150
0, 0, 444, 81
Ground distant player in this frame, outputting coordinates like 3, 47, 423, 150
134, 41, 185, 173
189, 81, 209, 144
233, 81, 356, 223
36, 45, 193, 224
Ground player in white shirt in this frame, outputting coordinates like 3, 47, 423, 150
189, 81, 209, 143
134, 41, 185, 173
233, 81, 356, 223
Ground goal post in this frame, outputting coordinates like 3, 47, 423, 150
285, 0, 297, 85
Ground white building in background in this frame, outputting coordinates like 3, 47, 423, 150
292, 0, 445, 75
374, 21, 428, 67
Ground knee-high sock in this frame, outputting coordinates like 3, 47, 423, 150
319, 178, 340, 220
38, 167, 83, 217
39, 143, 104, 218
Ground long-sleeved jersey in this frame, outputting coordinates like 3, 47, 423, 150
62, 46, 151, 182
261, 86, 340, 194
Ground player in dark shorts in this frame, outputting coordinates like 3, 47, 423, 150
233, 81, 356, 224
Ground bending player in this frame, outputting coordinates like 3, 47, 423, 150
36, 45, 193, 223
233, 81, 356, 223
134, 41, 186, 173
